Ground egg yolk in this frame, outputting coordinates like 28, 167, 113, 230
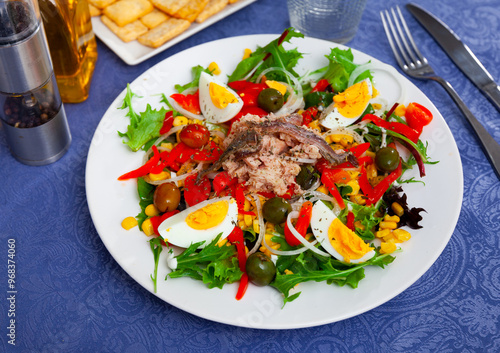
328, 218, 373, 263
333, 80, 371, 118
209, 82, 238, 109
185, 200, 229, 230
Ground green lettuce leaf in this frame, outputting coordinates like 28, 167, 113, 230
168, 234, 243, 289
227, 27, 304, 83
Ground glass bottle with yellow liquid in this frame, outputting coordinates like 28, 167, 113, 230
38, 0, 97, 103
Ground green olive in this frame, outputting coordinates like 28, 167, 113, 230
262, 197, 292, 224
296, 165, 318, 190
153, 182, 181, 212
245, 252, 276, 286
257, 88, 284, 113
375, 147, 400, 173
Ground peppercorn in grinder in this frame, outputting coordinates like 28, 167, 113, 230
0, 0, 71, 165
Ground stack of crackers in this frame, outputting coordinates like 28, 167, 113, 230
89, 0, 241, 48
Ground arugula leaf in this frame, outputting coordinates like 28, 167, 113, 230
118, 103, 167, 152
321, 48, 373, 93
136, 177, 155, 229
149, 237, 164, 293
271, 251, 395, 304
228, 27, 304, 83
338, 201, 382, 241
168, 234, 243, 289
174, 65, 212, 93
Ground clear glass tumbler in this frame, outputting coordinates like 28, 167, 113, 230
287, 0, 367, 44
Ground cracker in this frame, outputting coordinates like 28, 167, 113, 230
140, 9, 168, 29
103, 0, 154, 27
173, 0, 210, 22
101, 15, 148, 42
151, 0, 190, 16
137, 17, 190, 48
88, 0, 117, 9
196, 0, 228, 23
89, 4, 101, 17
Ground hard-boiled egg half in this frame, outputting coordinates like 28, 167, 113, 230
157, 196, 238, 249
199, 71, 243, 123
320, 78, 374, 129
310, 201, 375, 263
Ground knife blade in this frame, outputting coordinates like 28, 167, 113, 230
406, 3, 500, 113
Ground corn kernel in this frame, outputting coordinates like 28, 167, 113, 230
216, 238, 228, 247
346, 180, 360, 196
242, 48, 252, 60
308, 119, 321, 132
238, 220, 246, 229
325, 134, 333, 144
159, 142, 173, 151
237, 214, 244, 221
354, 221, 365, 230
350, 194, 366, 205
121, 217, 138, 230
330, 143, 344, 151
316, 185, 329, 195
244, 199, 251, 212
265, 223, 275, 232
372, 103, 382, 110
173, 116, 189, 126
208, 62, 221, 75
264, 233, 280, 248
149, 171, 170, 181
366, 163, 378, 179
391, 202, 405, 217
253, 219, 260, 234
384, 214, 400, 223
145, 204, 160, 217
379, 221, 398, 230
191, 118, 203, 125
394, 104, 406, 117
284, 269, 294, 275
393, 229, 411, 242
141, 218, 154, 236
260, 245, 272, 258
375, 229, 392, 238
305, 232, 314, 241
365, 150, 376, 158
380, 241, 397, 254
244, 214, 253, 227
265, 80, 287, 96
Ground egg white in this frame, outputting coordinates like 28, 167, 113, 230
157, 196, 238, 249
310, 201, 375, 263
320, 78, 373, 130
198, 72, 243, 123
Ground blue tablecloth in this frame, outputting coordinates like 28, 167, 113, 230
1, 0, 499, 351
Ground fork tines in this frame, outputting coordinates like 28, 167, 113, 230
380, 6, 427, 71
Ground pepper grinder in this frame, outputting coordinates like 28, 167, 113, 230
0, 0, 71, 165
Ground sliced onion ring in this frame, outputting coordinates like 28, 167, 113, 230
247, 194, 265, 257
143, 162, 206, 186
261, 231, 310, 256
169, 98, 204, 121
286, 211, 330, 257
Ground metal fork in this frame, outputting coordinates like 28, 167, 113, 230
381, 6, 500, 179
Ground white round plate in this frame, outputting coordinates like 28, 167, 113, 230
85, 34, 463, 329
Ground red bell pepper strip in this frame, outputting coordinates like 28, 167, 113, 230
118, 145, 161, 180
301, 106, 318, 126
362, 114, 420, 144
227, 226, 248, 300
284, 201, 313, 246
159, 111, 174, 135
359, 161, 403, 205
321, 170, 346, 209
150, 210, 180, 236
213, 171, 237, 195
235, 184, 255, 216
311, 79, 330, 92
184, 173, 211, 206
228, 80, 254, 91
346, 211, 355, 232
170, 91, 201, 115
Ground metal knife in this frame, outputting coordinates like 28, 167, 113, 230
406, 3, 500, 113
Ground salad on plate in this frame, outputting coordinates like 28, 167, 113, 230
117, 28, 436, 305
